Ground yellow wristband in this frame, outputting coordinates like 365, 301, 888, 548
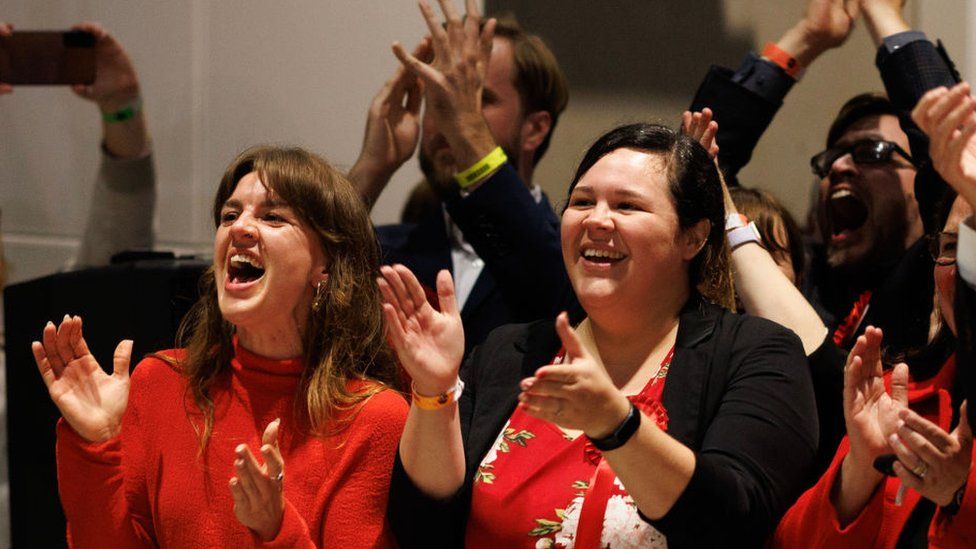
411, 379, 465, 410
454, 146, 507, 188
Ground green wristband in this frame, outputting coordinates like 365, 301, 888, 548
102, 97, 142, 124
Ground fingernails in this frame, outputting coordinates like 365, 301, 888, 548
235, 458, 244, 467
235, 444, 246, 454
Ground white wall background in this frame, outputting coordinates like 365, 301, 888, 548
1, 1, 973, 286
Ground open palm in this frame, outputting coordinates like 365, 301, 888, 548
844, 327, 907, 462
32, 315, 132, 442
379, 265, 463, 395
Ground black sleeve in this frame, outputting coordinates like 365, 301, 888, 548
644, 320, 819, 547
806, 336, 847, 484
444, 163, 579, 321
955, 275, 976, 428
876, 39, 961, 233
689, 62, 789, 184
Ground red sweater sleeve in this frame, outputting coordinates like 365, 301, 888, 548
771, 437, 886, 548
254, 389, 408, 548
56, 419, 155, 548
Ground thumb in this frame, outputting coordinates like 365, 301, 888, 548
262, 418, 281, 448
554, 312, 584, 361
436, 269, 460, 317
890, 362, 910, 407
113, 340, 133, 379
955, 401, 972, 442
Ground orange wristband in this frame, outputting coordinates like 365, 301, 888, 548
762, 42, 805, 80
411, 379, 465, 410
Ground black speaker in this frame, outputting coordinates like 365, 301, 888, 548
3, 258, 207, 548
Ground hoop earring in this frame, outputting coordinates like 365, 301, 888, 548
312, 280, 327, 313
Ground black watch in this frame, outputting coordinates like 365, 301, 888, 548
588, 402, 641, 452
941, 481, 967, 517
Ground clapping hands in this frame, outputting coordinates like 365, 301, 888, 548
31, 315, 133, 442
912, 82, 976, 210
229, 419, 286, 541
518, 313, 632, 439
379, 265, 464, 396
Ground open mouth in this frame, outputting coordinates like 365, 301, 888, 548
581, 248, 626, 264
227, 253, 265, 284
827, 188, 868, 237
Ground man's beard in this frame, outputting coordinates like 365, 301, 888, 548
418, 144, 519, 199
826, 215, 909, 286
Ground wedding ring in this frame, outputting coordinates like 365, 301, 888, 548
274, 471, 284, 483
911, 461, 928, 480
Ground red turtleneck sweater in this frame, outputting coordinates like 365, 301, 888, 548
56, 340, 408, 548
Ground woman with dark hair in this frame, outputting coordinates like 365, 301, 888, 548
32, 146, 407, 547
381, 123, 818, 547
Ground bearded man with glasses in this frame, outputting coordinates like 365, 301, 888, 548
689, 0, 960, 357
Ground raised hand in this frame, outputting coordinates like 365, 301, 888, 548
518, 313, 631, 438
0, 22, 12, 94
392, 0, 498, 171
860, 0, 911, 46
379, 265, 464, 395
68, 22, 140, 112
777, 0, 859, 67
834, 326, 909, 524
229, 418, 286, 541
348, 38, 430, 206
32, 315, 132, 442
843, 326, 907, 467
888, 402, 973, 506
681, 108, 719, 159
912, 83, 976, 210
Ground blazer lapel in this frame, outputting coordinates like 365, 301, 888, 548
662, 295, 722, 449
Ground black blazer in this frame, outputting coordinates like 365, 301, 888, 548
388, 296, 819, 548
377, 163, 577, 355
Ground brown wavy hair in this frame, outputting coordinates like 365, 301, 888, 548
170, 146, 396, 447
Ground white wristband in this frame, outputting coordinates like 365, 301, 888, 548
727, 222, 763, 250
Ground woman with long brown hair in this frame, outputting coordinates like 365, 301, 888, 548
32, 146, 406, 547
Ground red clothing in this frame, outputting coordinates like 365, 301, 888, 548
772, 357, 976, 548
56, 341, 408, 548
466, 348, 671, 548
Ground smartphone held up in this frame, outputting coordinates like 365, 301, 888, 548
0, 30, 96, 85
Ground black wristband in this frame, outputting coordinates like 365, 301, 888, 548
941, 481, 967, 517
588, 402, 641, 452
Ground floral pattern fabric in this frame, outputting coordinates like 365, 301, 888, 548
465, 348, 671, 548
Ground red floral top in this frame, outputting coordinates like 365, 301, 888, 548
465, 348, 673, 548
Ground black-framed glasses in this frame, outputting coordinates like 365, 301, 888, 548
927, 231, 958, 266
810, 139, 918, 178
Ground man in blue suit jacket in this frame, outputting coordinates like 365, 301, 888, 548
349, 10, 574, 354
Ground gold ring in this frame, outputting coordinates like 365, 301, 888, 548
911, 461, 928, 479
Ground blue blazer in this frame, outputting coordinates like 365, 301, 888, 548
377, 163, 578, 355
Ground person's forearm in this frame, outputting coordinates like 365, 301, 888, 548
733, 243, 827, 355
832, 454, 885, 526
398, 405, 466, 500
442, 112, 498, 176
604, 419, 696, 520
102, 110, 150, 159
862, 2, 911, 47
347, 159, 394, 211
775, 23, 831, 68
